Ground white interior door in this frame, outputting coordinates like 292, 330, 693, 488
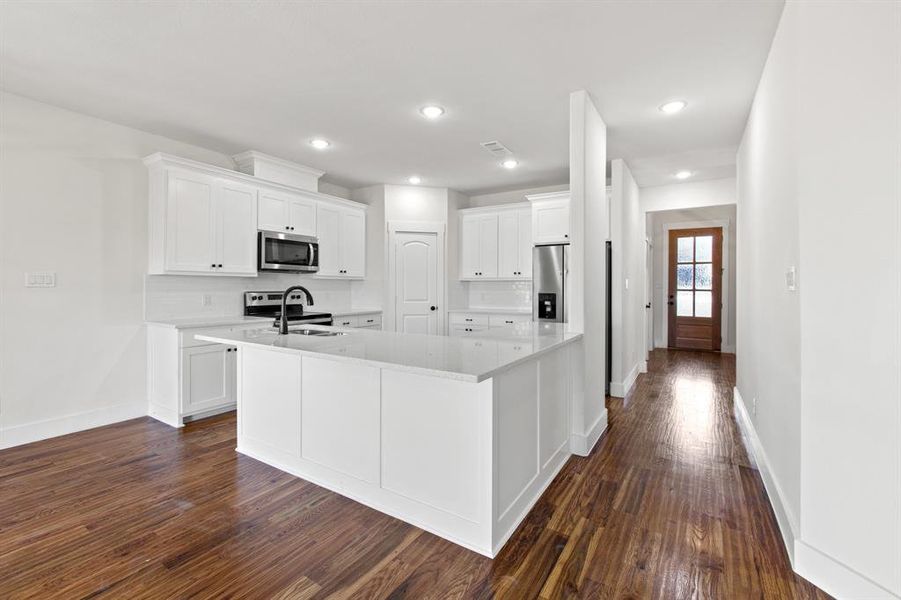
395, 231, 439, 335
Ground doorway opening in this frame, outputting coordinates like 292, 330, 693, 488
667, 227, 723, 351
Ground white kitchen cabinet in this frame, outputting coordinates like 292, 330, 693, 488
258, 188, 317, 236
460, 213, 498, 279
527, 191, 570, 245
148, 159, 258, 276
333, 313, 382, 330
316, 202, 366, 278
448, 311, 532, 337
497, 208, 532, 279
182, 344, 236, 414
147, 321, 267, 428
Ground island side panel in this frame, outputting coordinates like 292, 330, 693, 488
237, 346, 302, 463
492, 342, 574, 555
381, 370, 494, 556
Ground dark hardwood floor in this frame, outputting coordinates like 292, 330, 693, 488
0, 349, 829, 599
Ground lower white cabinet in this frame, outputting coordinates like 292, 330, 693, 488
448, 312, 531, 337
333, 312, 382, 330
182, 345, 236, 414
147, 322, 265, 427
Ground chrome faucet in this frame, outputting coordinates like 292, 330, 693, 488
279, 285, 315, 334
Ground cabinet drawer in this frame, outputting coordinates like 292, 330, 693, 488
449, 313, 490, 327
357, 314, 382, 328
450, 324, 489, 337
489, 314, 532, 327
334, 315, 359, 328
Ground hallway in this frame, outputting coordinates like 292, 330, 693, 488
0, 350, 828, 598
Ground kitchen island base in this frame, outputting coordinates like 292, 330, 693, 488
233, 339, 582, 557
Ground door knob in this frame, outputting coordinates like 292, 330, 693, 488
430, 306, 437, 311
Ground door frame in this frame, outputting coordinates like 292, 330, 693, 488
387, 221, 445, 334
660, 219, 730, 351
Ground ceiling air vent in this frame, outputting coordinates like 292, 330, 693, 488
480, 140, 513, 158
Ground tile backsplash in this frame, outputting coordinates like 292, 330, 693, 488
467, 281, 532, 310
144, 273, 354, 320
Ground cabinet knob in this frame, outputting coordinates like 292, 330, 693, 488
211, 264, 215, 268
564, 234, 569, 238
217, 264, 223, 268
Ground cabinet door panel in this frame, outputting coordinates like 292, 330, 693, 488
183, 345, 232, 414
533, 200, 570, 244
258, 191, 288, 232
217, 181, 258, 275
478, 214, 499, 278
341, 208, 366, 277
460, 215, 480, 279
316, 203, 341, 276
517, 209, 533, 279
289, 196, 317, 237
166, 172, 216, 273
497, 211, 519, 278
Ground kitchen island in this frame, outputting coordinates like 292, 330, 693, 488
196, 322, 583, 557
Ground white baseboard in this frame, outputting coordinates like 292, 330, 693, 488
794, 540, 901, 600
0, 402, 147, 450
610, 362, 640, 398
570, 409, 608, 456
722, 344, 736, 354
732, 387, 799, 563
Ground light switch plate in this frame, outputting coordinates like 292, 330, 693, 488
785, 266, 796, 291
25, 271, 56, 288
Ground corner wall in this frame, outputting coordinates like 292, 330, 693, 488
736, 1, 901, 597
568, 90, 608, 453
0, 92, 236, 448
608, 159, 643, 397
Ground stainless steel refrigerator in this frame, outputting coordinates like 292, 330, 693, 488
532, 244, 567, 322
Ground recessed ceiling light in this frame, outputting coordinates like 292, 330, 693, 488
419, 105, 445, 119
674, 170, 693, 180
310, 138, 330, 149
408, 175, 422, 185
659, 100, 687, 114
502, 158, 519, 169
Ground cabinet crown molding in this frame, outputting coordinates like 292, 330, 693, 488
143, 152, 365, 210
458, 201, 530, 216
232, 150, 325, 179
525, 190, 570, 203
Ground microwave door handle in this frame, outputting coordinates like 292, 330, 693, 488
309, 242, 316, 266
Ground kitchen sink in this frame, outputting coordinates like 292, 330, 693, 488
282, 328, 346, 337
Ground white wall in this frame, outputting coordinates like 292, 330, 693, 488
640, 177, 736, 213
647, 204, 737, 352
0, 92, 235, 447
384, 184, 448, 223
468, 183, 568, 209
568, 90, 608, 453
608, 159, 643, 397
446, 189, 469, 311
317, 180, 352, 200
737, 2, 901, 597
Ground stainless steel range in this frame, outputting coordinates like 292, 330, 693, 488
244, 291, 332, 327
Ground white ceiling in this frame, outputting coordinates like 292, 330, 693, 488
0, 1, 782, 193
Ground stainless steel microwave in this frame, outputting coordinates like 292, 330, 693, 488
258, 231, 319, 273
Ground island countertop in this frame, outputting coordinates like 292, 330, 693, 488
195, 322, 582, 383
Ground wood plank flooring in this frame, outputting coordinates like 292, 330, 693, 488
0, 350, 829, 599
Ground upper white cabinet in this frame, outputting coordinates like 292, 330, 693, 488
497, 209, 532, 279
258, 189, 317, 236
146, 153, 368, 279
527, 191, 570, 245
459, 205, 531, 280
153, 167, 258, 276
460, 213, 498, 279
316, 202, 366, 278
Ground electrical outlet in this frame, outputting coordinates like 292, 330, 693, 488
25, 271, 56, 287
202, 294, 213, 306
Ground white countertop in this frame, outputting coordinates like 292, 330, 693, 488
145, 316, 272, 329
145, 308, 382, 330
447, 307, 532, 315
196, 322, 581, 383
